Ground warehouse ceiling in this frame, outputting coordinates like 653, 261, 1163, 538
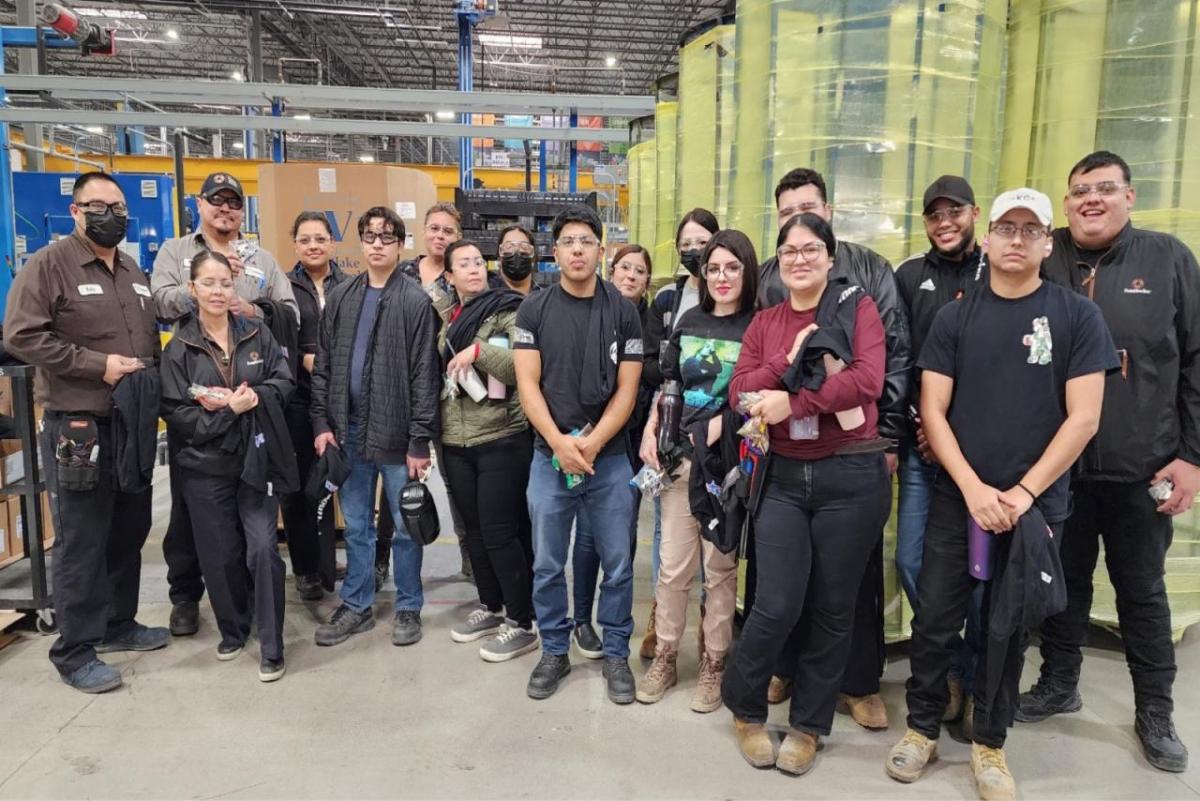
0, 0, 732, 94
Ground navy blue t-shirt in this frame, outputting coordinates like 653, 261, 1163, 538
349, 286, 384, 421
918, 280, 1118, 523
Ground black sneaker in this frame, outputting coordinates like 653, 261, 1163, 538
602, 656, 636, 705
375, 562, 390, 594
95, 624, 170, 654
1136, 709, 1189, 772
258, 656, 287, 683
294, 573, 324, 602
1014, 680, 1082, 722
527, 652, 571, 700
216, 640, 244, 661
572, 622, 603, 660
169, 601, 199, 636
314, 604, 375, 646
392, 610, 422, 646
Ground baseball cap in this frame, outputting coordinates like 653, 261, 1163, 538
922, 175, 976, 213
199, 172, 244, 201
305, 446, 350, 518
989, 188, 1054, 227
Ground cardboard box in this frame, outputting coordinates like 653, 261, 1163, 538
7, 498, 23, 559
40, 491, 54, 547
257, 164, 439, 276
0, 499, 8, 560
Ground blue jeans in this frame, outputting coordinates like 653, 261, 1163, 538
337, 427, 424, 614
530, 450, 634, 658
571, 485, 651, 626
897, 439, 980, 686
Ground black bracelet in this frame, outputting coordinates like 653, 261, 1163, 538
1017, 482, 1037, 501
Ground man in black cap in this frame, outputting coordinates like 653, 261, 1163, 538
893, 175, 986, 720
151, 171, 297, 637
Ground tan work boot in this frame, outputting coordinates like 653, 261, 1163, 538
885, 728, 938, 783
639, 600, 658, 660
971, 742, 1016, 801
691, 653, 725, 713
943, 676, 965, 722
635, 646, 677, 704
733, 717, 776, 768
837, 692, 889, 730
768, 675, 792, 704
776, 729, 821, 775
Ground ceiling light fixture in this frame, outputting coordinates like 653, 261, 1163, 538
84, 125, 103, 133
478, 32, 542, 50
435, 110, 456, 121
232, 142, 245, 150
164, 27, 179, 40
293, 113, 312, 120
230, 70, 244, 82
605, 55, 617, 68
358, 154, 375, 163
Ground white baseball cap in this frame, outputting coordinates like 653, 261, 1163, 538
989, 188, 1053, 227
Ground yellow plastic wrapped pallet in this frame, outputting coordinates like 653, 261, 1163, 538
654, 101, 680, 280
633, 141, 657, 255
675, 22, 737, 225
1000, 0, 1200, 639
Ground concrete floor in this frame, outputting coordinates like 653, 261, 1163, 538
2, 467, 1200, 800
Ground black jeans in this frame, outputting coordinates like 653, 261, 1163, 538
724, 452, 891, 735
905, 485, 1062, 748
1036, 479, 1176, 713
163, 425, 204, 605
279, 403, 336, 589
179, 469, 286, 660
40, 412, 152, 675
772, 537, 886, 696
441, 430, 535, 628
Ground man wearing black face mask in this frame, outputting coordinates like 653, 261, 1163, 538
5, 172, 168, 694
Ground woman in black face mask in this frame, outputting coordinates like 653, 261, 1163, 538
496, 224, 538, 295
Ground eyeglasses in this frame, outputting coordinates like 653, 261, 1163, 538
425, 223, 459, 237
777, 242, 827, 263
499, 242, 535, 256
556, 235, 600, 249
678, 238, 710, 251
613, 260, 649, 277
778, 202, 825, 219
989, 222, 1048, 241
192, 279, 234, 291
452, 257, 487, 270
1068, 181, 1129, 199
361, 231, 399, 245
205, 194, 244, 211
703, 262, 743, 279
295, 235, 331, 246
924, 205, 968, 224
77, 200, 129, 217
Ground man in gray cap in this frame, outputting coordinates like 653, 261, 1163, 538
151, 171, 297, 637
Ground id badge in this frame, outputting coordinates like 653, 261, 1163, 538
789, 415, 819, 440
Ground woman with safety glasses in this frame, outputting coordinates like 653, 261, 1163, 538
496, 224, 539, 295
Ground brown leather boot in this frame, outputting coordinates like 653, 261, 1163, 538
691, 652, 725, 713
837, 692, 889, 730
768, 675, 792, 704
733, 717, 776, 768
639, 600, 658, 660
776, 729, 821, 775
635, 646, 677, 704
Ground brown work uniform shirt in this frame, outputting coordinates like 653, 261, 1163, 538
3, 232, 160, 415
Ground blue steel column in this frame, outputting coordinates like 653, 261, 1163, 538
271, 99, 285, 163
538, 140, 547, 192
568, 109, 578, 192
458, 14, 473, 190
0, 36, 14, 314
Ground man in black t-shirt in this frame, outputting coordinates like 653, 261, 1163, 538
513, 206, 643, 704
885, 188, 1116, 801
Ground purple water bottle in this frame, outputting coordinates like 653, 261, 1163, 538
967, 518, 994, 580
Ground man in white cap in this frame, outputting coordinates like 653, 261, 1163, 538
884, 188, 1117, 801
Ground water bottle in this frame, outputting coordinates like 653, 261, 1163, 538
657, 380, 683, 457
967, 518, 994, 580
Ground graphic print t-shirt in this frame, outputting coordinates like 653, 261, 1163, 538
513, 283, 644, 456
664, 307, 755, 428
918, 281, 1118, 523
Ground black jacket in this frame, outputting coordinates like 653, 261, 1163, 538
895, 246, 987, 421
781, 278, 861, 393
310, 269, 441, 463
1042, 223, 1200, 481
111, 368, 161, 493
985, 506, 1067, 712
759, 240, 911, 443
643, 276, 693, 391
241, 391, 301, 495
253, 298, 299, 380
159, 314, 296, 478
626, 296, 656, 471
288, 262, 347, 407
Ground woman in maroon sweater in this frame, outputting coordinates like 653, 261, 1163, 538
722, 213, 892, 776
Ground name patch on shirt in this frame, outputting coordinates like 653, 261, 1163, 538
78, 283, 104, 296
132, 283, 151, 297
244, 266, 266, 281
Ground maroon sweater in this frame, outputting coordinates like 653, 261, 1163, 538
730, 295, 886, 460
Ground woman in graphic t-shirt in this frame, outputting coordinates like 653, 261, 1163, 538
721, 213, 891, 776
635, 229, 759, 713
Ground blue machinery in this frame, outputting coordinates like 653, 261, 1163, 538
454, 1, 578, 194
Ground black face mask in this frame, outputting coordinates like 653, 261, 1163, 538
500, 251, 534, 281
83, 210, 128, 249
680, 249, 704, 277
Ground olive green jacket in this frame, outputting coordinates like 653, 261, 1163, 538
438, 307, 529, 448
